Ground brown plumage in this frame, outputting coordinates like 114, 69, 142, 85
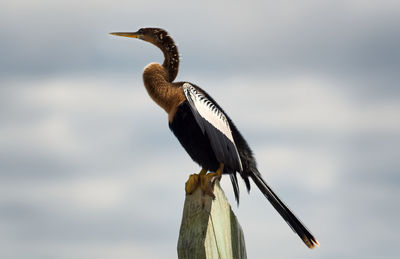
142, 62, 185, 121
110, 27, 319, 249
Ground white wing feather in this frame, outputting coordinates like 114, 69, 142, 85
183, 83, 234, 142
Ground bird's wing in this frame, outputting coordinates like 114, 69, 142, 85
183, 83, 243, 172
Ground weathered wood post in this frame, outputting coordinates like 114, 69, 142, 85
177, 180, 247, 259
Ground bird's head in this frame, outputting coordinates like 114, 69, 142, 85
110, 28, 169, 49
110, 27, 179, 81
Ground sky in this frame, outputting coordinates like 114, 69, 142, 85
1, 0, 400, 258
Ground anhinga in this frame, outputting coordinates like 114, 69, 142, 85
110, 28, 319, 249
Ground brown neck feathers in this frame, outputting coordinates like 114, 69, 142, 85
159, 33, 179, 82
142, 63, 185, 114
141, 29, 184, 115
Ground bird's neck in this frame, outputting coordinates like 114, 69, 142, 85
160, 38, 179, 82
142, 63, 185, 115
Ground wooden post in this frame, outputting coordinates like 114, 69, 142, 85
177, 180, 247, 259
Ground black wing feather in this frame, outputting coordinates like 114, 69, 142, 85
183, 83, 242, 172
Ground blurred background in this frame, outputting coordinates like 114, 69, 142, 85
1, 0, 399, 258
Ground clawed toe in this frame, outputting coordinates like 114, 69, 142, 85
184, 163, 224, 199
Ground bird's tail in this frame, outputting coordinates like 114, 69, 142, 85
250, 171, 319, 249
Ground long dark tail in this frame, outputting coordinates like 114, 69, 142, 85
250, 170, 319, 249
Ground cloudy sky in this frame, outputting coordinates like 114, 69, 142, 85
1, 0, 399, 258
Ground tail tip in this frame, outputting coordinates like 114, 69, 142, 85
313, 239, 320, 248
304, 236, 320, 249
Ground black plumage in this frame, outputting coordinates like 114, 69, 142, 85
183, 83, 242, 173
171, 83, 318, 248
169, 100, 220, 172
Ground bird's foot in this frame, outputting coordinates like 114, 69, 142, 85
185, 168, 206, 195
185, 169, 203, 195
185, 163, 224, 199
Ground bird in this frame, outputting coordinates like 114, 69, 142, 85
110, 28, 319, 249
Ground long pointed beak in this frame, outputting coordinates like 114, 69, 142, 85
109, 32, 142, 38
